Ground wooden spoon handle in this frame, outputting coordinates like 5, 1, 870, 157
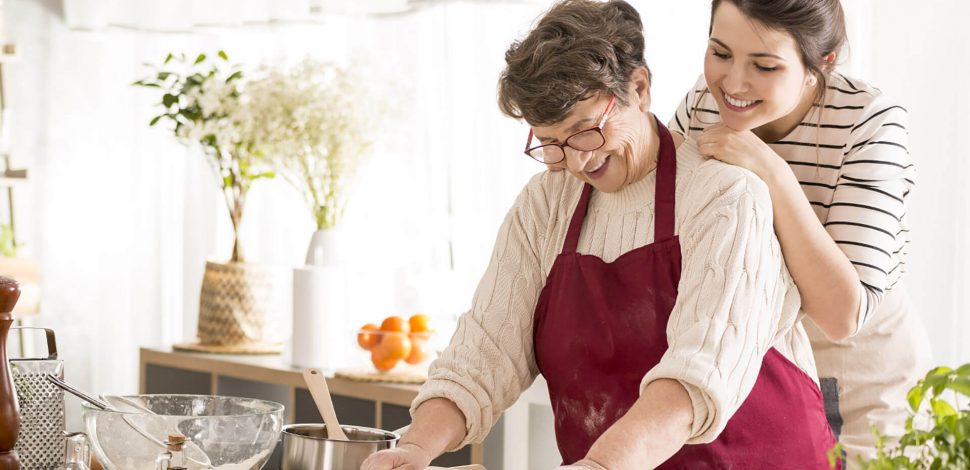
302, 368, 349, 441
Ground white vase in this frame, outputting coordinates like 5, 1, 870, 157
291, 229, 347, 370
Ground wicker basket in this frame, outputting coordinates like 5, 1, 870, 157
175, 261, 289, 354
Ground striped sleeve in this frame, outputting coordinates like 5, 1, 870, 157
827, 95, 914, 331
640, 159, 798, 443
668, 74, 709, 138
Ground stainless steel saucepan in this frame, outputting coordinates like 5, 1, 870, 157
280, 423, 398, 469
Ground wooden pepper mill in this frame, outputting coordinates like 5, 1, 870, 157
0, 276, 21, 468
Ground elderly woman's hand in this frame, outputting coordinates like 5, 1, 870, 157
360, 442, 434, 470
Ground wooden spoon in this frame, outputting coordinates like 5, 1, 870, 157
302, 368, 349, 441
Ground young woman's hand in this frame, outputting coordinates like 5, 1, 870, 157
360, 442, 434, 470
696, 124, 785, 181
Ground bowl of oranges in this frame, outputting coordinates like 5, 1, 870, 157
356, 314, 436, 374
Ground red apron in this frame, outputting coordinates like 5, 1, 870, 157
533, 120, 837, 469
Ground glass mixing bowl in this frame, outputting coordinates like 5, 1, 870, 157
83, 394, 284, 470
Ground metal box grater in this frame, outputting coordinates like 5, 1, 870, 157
9, 328, 65, 469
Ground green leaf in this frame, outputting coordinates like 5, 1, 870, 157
826, 443, 843, 468
156, 71, 172, 80
900, 429, 931, 448
162, 93, 178, 108
932, 398, 957, 418
149, 115, 163, 126
908, 385, 926, 413
179, 108, 199, 120
947, 377, 970, 397
164, 53, 174, 64
926, 366, 953, 382
225, 70, 243, 83
194, 53, 207, 65
956, 363, 970, 377
218, 50, 228, 61
0, 225, 17, 257
133, 81, 161, 88
926, 368, 952, 397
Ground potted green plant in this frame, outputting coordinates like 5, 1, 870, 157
830, 364, 970, 469
242, 58, 379, 367
134, 52, 287, 353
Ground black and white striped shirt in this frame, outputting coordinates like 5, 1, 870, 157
669, 73, 914, 330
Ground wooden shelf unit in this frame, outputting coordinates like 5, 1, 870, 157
138, 347, 491, 468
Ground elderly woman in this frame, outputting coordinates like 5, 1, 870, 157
363, 1, 836, 468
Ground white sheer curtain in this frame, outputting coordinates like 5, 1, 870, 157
6, 0, 555, 430
5, 0, 969, 434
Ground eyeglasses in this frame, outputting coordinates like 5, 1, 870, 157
524, 95, 617, 164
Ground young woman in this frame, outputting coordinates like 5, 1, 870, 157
669, 0, 933, 462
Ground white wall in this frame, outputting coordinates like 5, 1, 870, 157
839, 0, 970, 365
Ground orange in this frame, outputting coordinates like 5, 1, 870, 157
405, 338, 429, 365
357, 323, 380, 350
377, 331, 412, 361
371, 349, 398, 372
408, 314, 433, 333
380, 316, 410, 334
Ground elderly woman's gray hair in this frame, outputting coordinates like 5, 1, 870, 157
497, 0, 650, 126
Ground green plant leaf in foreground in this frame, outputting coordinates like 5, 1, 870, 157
855, 364, 970, 469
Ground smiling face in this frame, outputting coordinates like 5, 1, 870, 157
704, 1, 819, 140
529, 68, 657, 193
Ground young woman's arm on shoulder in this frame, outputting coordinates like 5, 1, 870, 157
761, 155, 861, 340
697, 95, 914, 340
698, 125, 861, 340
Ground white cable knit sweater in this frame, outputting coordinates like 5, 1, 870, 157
412, 138, 816, 449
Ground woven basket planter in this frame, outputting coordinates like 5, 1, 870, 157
175, 261, 289, 354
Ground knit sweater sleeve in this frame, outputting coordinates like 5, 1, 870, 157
409, 172, 552, 448
640, 158, 800, 444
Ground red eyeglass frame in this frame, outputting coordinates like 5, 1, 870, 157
524, 94, 617, 164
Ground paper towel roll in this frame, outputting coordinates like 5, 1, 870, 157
291, 265, 347, 370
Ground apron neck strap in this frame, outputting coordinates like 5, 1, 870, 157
654, 117, 677, 240
563, 184, 593, 253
